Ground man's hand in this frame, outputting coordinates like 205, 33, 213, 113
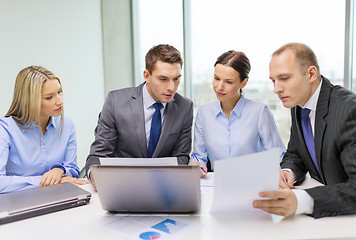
253, 189, 297, 217
39, 168, 64, 187
191, 161, 207, 178
279, 170, 294, 189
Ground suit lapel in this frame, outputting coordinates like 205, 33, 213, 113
152, 98, 177, 157
129, 83, 148, 157
314, 77, 332, 182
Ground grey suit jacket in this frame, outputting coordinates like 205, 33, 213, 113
281, 76, 356, 218
85, 83, 193, 174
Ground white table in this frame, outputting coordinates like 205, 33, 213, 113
1, 175, 356, 240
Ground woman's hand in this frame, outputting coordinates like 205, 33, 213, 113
39, 168, 64, 187
60, 176, 87, 186
191, 161, 207, 178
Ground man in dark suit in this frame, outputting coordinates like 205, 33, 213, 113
253, 43, 356, 218
85, 44, 193, 187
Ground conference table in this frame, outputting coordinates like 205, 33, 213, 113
1, 175, 356, 240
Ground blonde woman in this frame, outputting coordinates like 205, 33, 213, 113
0, 66, 86, 193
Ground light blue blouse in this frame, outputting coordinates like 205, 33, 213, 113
192, 95, 285, 170
0, 116, 79, 193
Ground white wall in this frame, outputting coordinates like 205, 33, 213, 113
0, 0, 105, 169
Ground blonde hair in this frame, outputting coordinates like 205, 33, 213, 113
5, 66, 64, 130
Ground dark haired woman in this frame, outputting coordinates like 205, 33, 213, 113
191, 51, 285, 177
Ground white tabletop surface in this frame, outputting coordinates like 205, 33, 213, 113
1, 174, 356, 240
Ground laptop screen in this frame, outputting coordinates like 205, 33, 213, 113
91, 165, 201, 213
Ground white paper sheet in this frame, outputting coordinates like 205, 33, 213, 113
200, 172, 214, 187
211, 148, 280, 213
99, 157, 178, 166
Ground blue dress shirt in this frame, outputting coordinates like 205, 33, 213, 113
192, 95, 285, 170
0, 116, 79, 193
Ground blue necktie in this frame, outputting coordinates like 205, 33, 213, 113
148, 102, 163, 158
300, 108, 320, 174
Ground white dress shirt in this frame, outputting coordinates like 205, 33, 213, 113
292, 79, 322, 215
142, 83, 167, 147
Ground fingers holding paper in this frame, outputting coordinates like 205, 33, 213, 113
279, 170, 294, 189
253, 189, 297, 217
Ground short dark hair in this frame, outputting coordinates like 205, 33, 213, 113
272, 43, 320, 77
214, 50, 251, 81
145, 44, 183, 73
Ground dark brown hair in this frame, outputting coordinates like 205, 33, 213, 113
214, 50, 251, 81
145, 44, 183, 73
272, 43, 320, 77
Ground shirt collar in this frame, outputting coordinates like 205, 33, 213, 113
300, 79, 322, 111
142, 83, 167, 109
47, 116, 57, 129
20, 116, 57, 132
214, 94, 247, 117
40, 116, 57, 132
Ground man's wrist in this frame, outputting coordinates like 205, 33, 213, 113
292, 189, 314, 215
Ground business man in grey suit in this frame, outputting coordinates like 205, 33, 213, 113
85, 44, 193, 186
253, 43, 356, 218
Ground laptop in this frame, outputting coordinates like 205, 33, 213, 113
0, 182, 91, 225
99, 157, 178, 166
91, 165, 201, 213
